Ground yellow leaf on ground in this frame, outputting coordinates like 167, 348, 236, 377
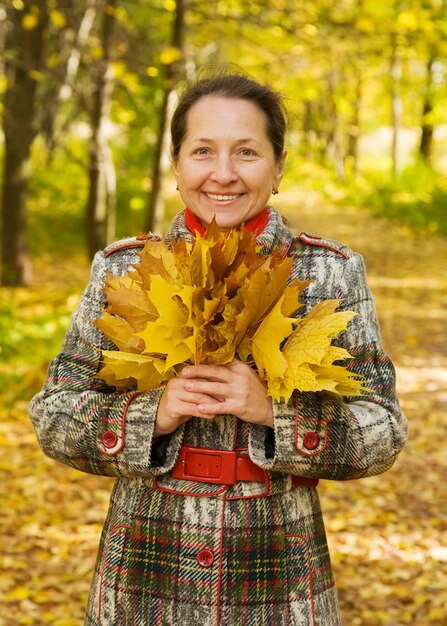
4, 586, 31, 601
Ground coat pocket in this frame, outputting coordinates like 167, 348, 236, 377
284, 533, 316, 626
99, 521, 181, 625
99, 524, 132, 625
98, 508, 221, 626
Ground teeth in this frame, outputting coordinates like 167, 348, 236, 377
207, 193, 239, 201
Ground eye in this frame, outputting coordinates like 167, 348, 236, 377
239, 148, 256, 158
194, 147, 211, 157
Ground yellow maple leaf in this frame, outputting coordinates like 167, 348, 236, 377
310, 365, 366, 396
103, 281, 157, 332
267, 301, 366, 400
189, 231, 218, 289
133, 239, 179, 289
94, 220, 367, 401
251, 294, 296, 382
96, 351, 173, 390
94, 312, 144, 353
137, 278, 195, 370
277, 362, 320, 400
284, 300, 356, 367
281, 281, 310, 317
236, 255, 293, 334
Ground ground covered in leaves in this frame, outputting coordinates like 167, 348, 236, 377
1, 195, 446, 625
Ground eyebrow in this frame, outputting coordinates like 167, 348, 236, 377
191, 137, 260, 144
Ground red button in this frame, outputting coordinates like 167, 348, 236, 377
303, 432, 320, 450
197, 548, 214, 567
102, 431, 118, 449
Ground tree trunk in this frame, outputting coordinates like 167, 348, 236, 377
347, 0, 364, 178
1, 2, 48, 286
86, 0, 116, 259
419, 53, 435, 163
326, 68, 345, 183
347, 71, 362, 177
146, 0, 186, 233
42, 0, 97, 156
390, 33, 402, 178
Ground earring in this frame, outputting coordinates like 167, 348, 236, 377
272, 188, 279, 195
176, 185, 179, 191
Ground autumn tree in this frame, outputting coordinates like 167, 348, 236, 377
85, 0, 117, 258
146, 0, 187, 233
417, 0, 447, 163
1, 1, 48, 285
39, 0, 98, 156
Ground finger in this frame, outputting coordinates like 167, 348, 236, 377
196, 401, 228, 416
175, 389, 219, 404
181, 402, 217, 419
181, 364, 229, 382
183, 379, 227, 398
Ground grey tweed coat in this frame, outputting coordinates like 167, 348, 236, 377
30, 207, 407, 626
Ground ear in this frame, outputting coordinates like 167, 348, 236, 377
274, 149, 287, 186
170, 144, 179, 177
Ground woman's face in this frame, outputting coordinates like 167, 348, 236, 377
172, 95, 286, 230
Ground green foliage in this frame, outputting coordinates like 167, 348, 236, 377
2, 0, 447, 264
28, 138, 88, 257
344, 163, 447, 236
0, 283, 86, 408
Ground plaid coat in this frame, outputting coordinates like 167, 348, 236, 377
30, 208, 407, 626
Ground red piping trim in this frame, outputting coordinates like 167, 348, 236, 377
103, 242, 145, 257
293, 391, 329, 457
99, 523, 131, 626
298, 233, 350, 260
216, 493, 227, 626
100, 391, 142, 456
152, 475, 228, 497
284, 533, 316, 625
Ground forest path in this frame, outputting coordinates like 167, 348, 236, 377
280, 190, 447, 625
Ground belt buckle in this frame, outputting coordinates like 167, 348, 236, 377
172, 446, 237, 485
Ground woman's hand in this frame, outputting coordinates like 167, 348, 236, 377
179, 359, 273, 428
154, 375, 220, 437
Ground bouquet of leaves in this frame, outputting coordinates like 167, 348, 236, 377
95, 220, 367, 402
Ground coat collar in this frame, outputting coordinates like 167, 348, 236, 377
165, 207, 294, 258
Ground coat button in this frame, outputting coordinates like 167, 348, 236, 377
303, 432, 320, 450
102, 431, 118, 449
197, 547, 214, 567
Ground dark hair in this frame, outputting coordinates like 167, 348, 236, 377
170, 70, 287, 162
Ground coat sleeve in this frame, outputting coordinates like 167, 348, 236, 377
248, 252, 408, 480
29, 249, 185, 478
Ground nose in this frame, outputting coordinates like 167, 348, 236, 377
209, 155, 238, 185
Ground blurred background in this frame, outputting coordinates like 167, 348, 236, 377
1, 1, 446, 625
1, 0, 446, 284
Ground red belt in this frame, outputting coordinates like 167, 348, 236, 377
171, 445, 318, 488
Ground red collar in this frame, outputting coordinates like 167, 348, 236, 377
185, 207, 269, 237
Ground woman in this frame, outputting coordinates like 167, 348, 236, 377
30, 72, 408, 626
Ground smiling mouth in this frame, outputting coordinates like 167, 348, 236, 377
206, 193, 241, 201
